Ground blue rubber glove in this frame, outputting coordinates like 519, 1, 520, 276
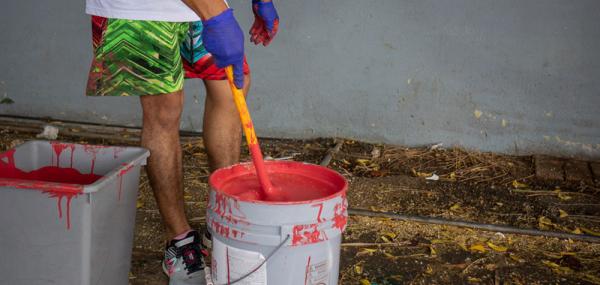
202, 9, 245, 89
250, 0, 279, 46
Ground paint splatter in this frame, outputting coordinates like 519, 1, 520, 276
332, 195, 348, 231
292, 223, 327, 246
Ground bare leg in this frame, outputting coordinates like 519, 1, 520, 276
202, 74, 251, 171
140, 90, 190, 240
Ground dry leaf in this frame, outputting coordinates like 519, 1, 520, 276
450, 203, 462, 212
538, 216, 553, 230
469, 244, 487, 253
425, 265, 433, 274
412, 168, 432, 178
571, 227, 582, 235
359, 279, 371, 285
542, 260, 573, 275
382, 232, 397, 239
581, 227, 600, 236
429, 245, 437, 256
556, 190, 572, 201
357, 248, 377, 256
512, 180, 528, 189
136, 200, 144, 209
354, 264, 363, 274
559, 209, 569, 218
486, 242, 507, 252
509, 253, 525, 263
381, 235, 392, 243
468, 277, 482, 283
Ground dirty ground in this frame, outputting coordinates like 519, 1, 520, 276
1, 126, 599, 285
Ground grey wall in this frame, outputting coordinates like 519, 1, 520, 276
1, 0, 599, 158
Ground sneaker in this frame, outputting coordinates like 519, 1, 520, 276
162, 230, 209, 285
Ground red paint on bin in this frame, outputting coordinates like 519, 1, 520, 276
50, 142, 76, 167
0, 147, 102, 229
117, 163, 134, 201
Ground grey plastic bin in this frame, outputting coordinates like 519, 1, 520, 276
0, 140, 149, 285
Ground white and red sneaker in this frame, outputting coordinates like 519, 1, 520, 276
162, 230, 209, 285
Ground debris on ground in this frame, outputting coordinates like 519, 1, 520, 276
1, 126, 599, 285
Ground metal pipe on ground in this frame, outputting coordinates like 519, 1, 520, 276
348, 208, 600, 243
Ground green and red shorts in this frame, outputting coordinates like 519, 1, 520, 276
86, 16, 250, 97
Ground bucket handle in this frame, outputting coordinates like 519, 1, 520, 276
209, 235, 290, 285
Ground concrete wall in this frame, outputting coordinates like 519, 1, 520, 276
1, 0, 599, 158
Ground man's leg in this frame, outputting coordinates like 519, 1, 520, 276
202, 74, 251, 171
140, 90, 190, 240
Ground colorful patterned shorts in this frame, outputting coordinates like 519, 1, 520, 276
86, 16, 250, 97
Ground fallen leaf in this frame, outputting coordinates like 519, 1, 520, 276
382, 232, 397, 240
356, 159, 370, 166
571, 227, 582, 235
555, 190, 572, 201
359, 279, 371, 285
581, 227, 600, 237
509, 253, 525, 263
412, 168, 432, 178
136, 200, 144, 209
425, 265, 433, 274
450, 203, 462, 212
357, 248, 377, 256
429, 245, 437, 256
381, 235, 392, 243
538, 216, 554, 230
468, 277, 482, 283
431, 239, 449, 244
542, 260, 573, 275
559, 209, 569, 218
486, 242, 507, 252
354, 264, 363, 274
512, 180, 528, 189
469, 244, 487, 253
449, 172, 457, 181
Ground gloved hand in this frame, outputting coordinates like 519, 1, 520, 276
250, 0, 279, 46
201, 8, 245, 89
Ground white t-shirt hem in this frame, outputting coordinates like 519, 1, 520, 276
86, 5, 201, 22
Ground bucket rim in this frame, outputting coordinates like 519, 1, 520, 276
208, 161, 348, 205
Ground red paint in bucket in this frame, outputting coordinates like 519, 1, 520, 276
210, 161, 347, 203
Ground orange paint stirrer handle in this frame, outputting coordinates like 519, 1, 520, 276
224, 66, 275, 196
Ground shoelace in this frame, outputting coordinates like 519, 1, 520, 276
179, 242, 206, 274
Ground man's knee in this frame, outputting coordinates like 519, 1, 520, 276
140, 91, 183, 129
